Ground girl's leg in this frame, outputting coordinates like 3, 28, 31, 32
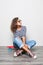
26, 40, 36, 49
14, 44, 34, 57
13, 37, 25, 56
21, 45, 37, 58
14, 43, 31, 56
22, 45, 34, 57
13, 37, 36, 58
14, 49, 23, 56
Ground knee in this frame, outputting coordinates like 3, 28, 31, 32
31, 40, 36, 45
13, 37, 20, 43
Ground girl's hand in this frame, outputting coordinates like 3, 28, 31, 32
21, 36, 26, 44
24, 44, 28, 48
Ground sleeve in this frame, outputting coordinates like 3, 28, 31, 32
22, 26, 26, 37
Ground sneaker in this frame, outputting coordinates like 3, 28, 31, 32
14, 52, 17, 57
29, 53, 37, 59
14, 50, 23, 57
33, 55, 37, 59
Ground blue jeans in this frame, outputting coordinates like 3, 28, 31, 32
13, 37, 36, 49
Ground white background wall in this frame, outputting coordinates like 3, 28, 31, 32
0, 0, 43, 46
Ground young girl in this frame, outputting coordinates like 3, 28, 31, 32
11, 17, 37, 59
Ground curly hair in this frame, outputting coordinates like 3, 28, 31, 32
11, 17, 18, 33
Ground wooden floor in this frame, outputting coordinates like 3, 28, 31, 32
0, 46, 43, 65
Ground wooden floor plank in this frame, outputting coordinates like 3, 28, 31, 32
0, 46, 43, 65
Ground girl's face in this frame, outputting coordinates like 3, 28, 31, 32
16, 19, 22, 26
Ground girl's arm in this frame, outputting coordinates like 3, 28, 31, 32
21, 36, 26, 44
21, 36, 28, 48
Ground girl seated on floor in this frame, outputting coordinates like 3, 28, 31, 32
11, 17, 37, 59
